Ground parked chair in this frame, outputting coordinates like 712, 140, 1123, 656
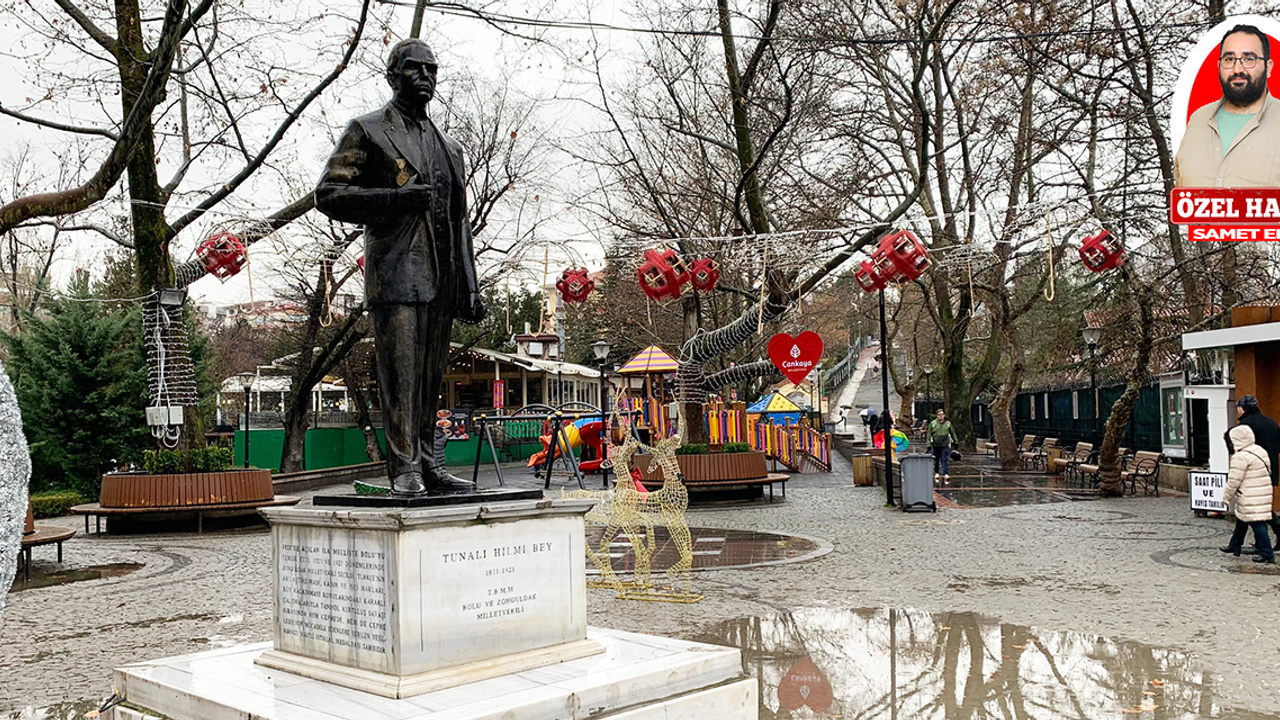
1015, 435, 1039, 468
1076, 446, 1129, 486
1022, 437, 1059, 470
1120, 451, 1163, 496
1050, 442, 1093, 480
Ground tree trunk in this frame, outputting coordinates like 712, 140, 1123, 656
942, 354, 976, 451
991, 375, 1022, 471
897, 386, 916, 429
341, 361, 383, 462
992, 312, 1025, 469
1097, 266, 1154, 496
281, 404, 309, 472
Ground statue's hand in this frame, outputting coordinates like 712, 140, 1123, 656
460, 292, 487, 324
399, 183, 433, 207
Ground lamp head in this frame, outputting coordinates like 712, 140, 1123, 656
1082, 326, 1102, 349
591, 339, 611, 361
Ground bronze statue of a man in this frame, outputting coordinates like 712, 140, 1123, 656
315, 39, 484, 495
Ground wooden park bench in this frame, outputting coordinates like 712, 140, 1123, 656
639, 473, 791, 502
1075, 447, 1129, 486
1120, 451, 1163, 496
18, 523, 76, 582
1050, 442, 1093, 480
1021, 437, 1058, 470
71, 496, 301, 535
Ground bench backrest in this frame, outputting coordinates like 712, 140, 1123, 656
1071, 442, 1093, 459
1040, 438, 1060, 450
1129, 450, 1163, 473
1018, 435, 1036, 451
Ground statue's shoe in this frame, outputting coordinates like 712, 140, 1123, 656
391, 472, 426, 495
425, 469, 476, 496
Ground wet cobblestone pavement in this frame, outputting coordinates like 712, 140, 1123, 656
5, 453, 1280, 717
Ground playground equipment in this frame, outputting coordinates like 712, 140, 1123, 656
527, 416, 609, 472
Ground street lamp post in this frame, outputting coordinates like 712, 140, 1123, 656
591, 340, 612, 487
239, 373, 255, 468
1082, 326, 1101, 444
880, 289, 894, 507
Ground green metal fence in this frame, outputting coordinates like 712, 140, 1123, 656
1013, 383, 1162, 452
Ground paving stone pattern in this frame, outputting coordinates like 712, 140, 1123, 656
4, 456, 1280, 716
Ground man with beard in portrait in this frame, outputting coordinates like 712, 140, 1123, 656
1176, 25, 1280, 187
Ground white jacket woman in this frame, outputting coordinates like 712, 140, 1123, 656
1224, 425, 1273, 522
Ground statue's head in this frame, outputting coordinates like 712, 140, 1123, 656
386, 39, 438, 106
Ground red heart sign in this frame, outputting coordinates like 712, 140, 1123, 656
776, 657, 834, 711
768, 331, 824, 385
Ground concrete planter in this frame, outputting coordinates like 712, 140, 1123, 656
633, 451, 769, 483
99, 469, 274, 508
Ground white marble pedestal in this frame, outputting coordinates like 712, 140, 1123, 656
104, 497, 757, 718
254, 498, 605, 698
107, 627, 757, 720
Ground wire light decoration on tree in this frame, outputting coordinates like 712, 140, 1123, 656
143, 289, 199, 447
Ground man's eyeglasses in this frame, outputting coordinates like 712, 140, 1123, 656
1220, 53, 1264, 69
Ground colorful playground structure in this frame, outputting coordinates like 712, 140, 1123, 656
527, 417, 609, 472
528, 399, 833, 475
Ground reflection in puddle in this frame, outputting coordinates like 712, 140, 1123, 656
9, 562, 142, 592
937, 487, 1100, 508
692, 608, 1278, 719
585, 526, 826, 574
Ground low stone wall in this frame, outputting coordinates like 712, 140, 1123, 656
272, 462, 388, 494
1157, 463, 1192, 495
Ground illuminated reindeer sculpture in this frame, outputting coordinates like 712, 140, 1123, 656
564, 409, 700, 602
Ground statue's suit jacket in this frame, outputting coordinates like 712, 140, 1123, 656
315, 103, 480, 314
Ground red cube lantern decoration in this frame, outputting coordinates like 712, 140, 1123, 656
855, 258, 889, 292
856, 230, 931, 293
877, 229, 931, 282
637, 248, 689, 301
1078, 229, 1125, 272
196, 231, 248, 282
689, 257, 720, 292
555, 266, 594, 303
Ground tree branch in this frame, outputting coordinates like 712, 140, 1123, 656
173, 194, 316, 288
0, 0, 212, 235
0, 104, 118, 140
52, 0, 117, 54
169, 0, 373, 236
702, 360, 780, 392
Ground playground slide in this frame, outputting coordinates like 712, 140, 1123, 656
527, 418, 607, 472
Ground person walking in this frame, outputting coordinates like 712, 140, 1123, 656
1233, 395, 1280, 537
928, 409, 959, 485
1221, 424, 1275, 563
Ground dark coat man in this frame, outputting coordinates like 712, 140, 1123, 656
315, 39, 484, 495
1236, 395, 1280, 486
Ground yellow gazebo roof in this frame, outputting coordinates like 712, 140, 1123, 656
618, 345, 679, 374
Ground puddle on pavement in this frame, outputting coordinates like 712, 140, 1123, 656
903, 457, 1105, 508
937, 487, 1100, 508
585, 526, 828, 574
691, 608, 1278, 719
8, 562, 142, 592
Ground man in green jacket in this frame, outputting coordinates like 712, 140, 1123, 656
928, 409, 959, 485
